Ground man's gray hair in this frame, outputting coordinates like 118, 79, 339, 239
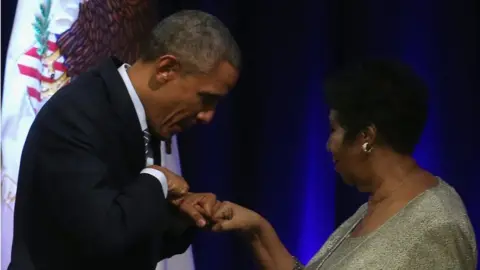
139, 10, 241, 74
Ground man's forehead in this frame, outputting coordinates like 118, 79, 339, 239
211, 61, 238, 87
199, 61, 238, 94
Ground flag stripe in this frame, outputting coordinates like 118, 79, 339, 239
27, 87, 42, 102
18, 64, 56, 83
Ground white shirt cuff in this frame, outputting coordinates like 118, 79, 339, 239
141, 168, 168, 198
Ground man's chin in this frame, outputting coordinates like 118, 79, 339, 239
173, 126, 184, 134
149, 129, 169, 141
153, 126, 188, 140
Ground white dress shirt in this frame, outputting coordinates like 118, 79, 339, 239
118, 64, 168, 198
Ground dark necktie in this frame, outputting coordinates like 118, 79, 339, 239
143, 130, 150, 156
143, 130, 161, 165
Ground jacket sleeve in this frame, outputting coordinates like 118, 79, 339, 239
155, 205, 197, 261
32, 105, 171, 259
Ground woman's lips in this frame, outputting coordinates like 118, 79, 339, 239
333, 159, 339, 170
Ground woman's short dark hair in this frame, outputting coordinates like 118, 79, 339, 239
324, 59, 429, 155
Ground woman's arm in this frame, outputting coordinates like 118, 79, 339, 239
245, 218, 304, 270
212, 201, 305, 270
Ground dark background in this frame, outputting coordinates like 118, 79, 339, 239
2, 0, 478, 269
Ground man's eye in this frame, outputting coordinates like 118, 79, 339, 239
201, 96, 216, 105
199, 93, 220, 107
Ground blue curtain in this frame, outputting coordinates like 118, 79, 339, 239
175, 1, 479, 269
2, 0, 478, 269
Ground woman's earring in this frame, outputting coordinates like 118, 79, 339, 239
362, 142, 372, 153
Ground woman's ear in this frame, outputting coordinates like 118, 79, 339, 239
362, 125, 377, 144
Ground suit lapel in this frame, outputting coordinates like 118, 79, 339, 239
97, 57, 145, 170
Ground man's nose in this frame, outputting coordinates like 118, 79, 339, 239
196, 110, 215, 124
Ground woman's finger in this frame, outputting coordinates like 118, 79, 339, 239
212, 203, 233, 221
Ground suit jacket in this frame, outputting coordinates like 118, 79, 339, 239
9, 57, 194, 270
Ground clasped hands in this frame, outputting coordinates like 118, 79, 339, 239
153, 166, 263, 232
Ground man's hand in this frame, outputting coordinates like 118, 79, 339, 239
171, 192, 217, 228
147, 165, 189, 198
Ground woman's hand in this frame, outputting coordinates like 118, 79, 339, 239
209, 201, 266, 233
208, 201, 296, 270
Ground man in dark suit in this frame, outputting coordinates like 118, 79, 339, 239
9, 10, 241, 270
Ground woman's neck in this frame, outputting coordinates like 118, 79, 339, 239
367, 151, 419, 207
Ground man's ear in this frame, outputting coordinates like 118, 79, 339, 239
154, 55, 181, 82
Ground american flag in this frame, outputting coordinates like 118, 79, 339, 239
17, 33, 70, 113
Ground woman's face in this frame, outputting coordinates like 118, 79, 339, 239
326, 110, 371, 187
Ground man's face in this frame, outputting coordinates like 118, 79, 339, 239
145, 60, 239, 139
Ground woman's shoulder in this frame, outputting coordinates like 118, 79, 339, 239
396, 178, 476, 252
387, 179, 478, 268
407, 178, 470, 224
